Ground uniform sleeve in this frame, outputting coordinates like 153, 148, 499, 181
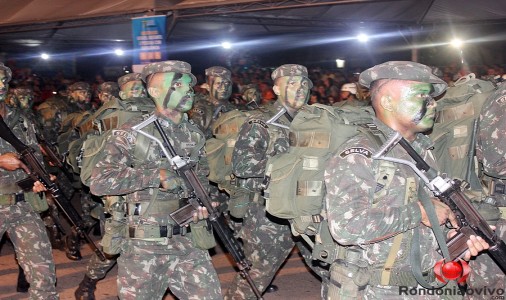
90, 129, 160, 196
324, 138, 422, 246
232, 118, 270, 178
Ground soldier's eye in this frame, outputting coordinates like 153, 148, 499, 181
174, 82, 182, 88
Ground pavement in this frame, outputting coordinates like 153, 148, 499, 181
0, 231, 323, 299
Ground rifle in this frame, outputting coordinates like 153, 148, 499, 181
133, 114, 264, 299
372, 132, 506, 273
0, 116, 106, 261
37, 137, 76, 199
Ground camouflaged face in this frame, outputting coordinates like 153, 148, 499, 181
141, 60, 197, 86
118, 73, 143, 87
271, 64, 313, 88
98, 82, 119, 94
359, 61, 447, 97
205, 66, 231, 81
68, 81, 90, 92
0, 62, 12, 82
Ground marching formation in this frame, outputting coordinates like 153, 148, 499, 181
0, 59, 504, 300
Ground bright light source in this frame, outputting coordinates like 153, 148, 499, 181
451, 38, 463, 48
357, 33, 369, 43
115, 48, 124, 56
336, 59, 346, 69
221, 41, 232, 49
41, 53, 50, 60
52, 91, 57, 95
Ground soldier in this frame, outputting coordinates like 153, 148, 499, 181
468, 83, 506, 298
74, 72, 151, 300
240, 84, 262, 110
324, 61, 491, 299
96, 81, 119, 105
0, 62, 59, 299
189, 66, 235, 138
333, 83, 370, 108
89, 61, 222, 299
225, 64, 314, 299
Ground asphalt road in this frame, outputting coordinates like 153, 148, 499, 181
0, 233, 322, 299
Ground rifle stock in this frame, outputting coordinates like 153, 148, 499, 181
0, 116, 106, 261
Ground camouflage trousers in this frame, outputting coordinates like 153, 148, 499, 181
85, 251, 117, 280
465, 217, 506, 299
117, 236, 222, 300
0, 201, 58, 299
224, 201, 295, 300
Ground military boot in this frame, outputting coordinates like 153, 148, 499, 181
48, 224, 65, 251
65, 230, 82, 261
16, 265, 30, 293
74, 275, 98, 300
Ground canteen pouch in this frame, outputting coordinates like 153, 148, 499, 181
229, 187, 251, 218
25, 192, 49, 213
102, 219, 127, 255
190, 220, 216, 250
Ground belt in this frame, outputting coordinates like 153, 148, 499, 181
0, 193, 25, 206
369, 268, 432, 287
128, 224, 190, 239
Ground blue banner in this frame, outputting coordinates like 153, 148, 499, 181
131, 15, 167, 65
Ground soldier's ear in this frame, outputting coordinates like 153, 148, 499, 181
148, 87, 159, 98
379, 95, 394, 111
201, 83, 210, 92
119, 91, 126, 100
273, 85, 280, 96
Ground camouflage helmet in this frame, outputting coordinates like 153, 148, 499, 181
205, 66, 231, 81
98, 81, 119, 95
241, 83, 259, 94
118, 73, 143, 88
68, 81, 91, 92
359, 61, 447, 97
271, 64, 313, 88
141, 60, 197, 86
0, 62, 12, 83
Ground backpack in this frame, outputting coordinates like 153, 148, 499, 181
264, 103, 383, 263
78, 97, 155, 186
430, 74, 496, 190
205, 108, 258, 193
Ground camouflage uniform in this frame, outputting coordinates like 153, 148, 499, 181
468, 83, 506, 297
324, 61, 457, 299
0, 63, 58, 299
75, 73, 152, 300
225, 65, 324, 299
89, 61, 221, 300
189, 66, 236, 214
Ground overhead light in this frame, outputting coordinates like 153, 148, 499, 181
335, 59, 345, 69
450, 38, 463, 48
115, 48, 124, 56
357, 33, 369, 43
221, 41, 232, 49
41, 53, 50, 60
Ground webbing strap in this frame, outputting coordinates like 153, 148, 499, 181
410, 183, 448, 289
380, 233, 404, 285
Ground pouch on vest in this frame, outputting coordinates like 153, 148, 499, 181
102, 218, 128, 255
25, 192, 49, 213
190, 220, 216, 250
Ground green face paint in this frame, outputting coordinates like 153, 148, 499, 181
395, 82, 436, 132
153, 73, 194, 113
